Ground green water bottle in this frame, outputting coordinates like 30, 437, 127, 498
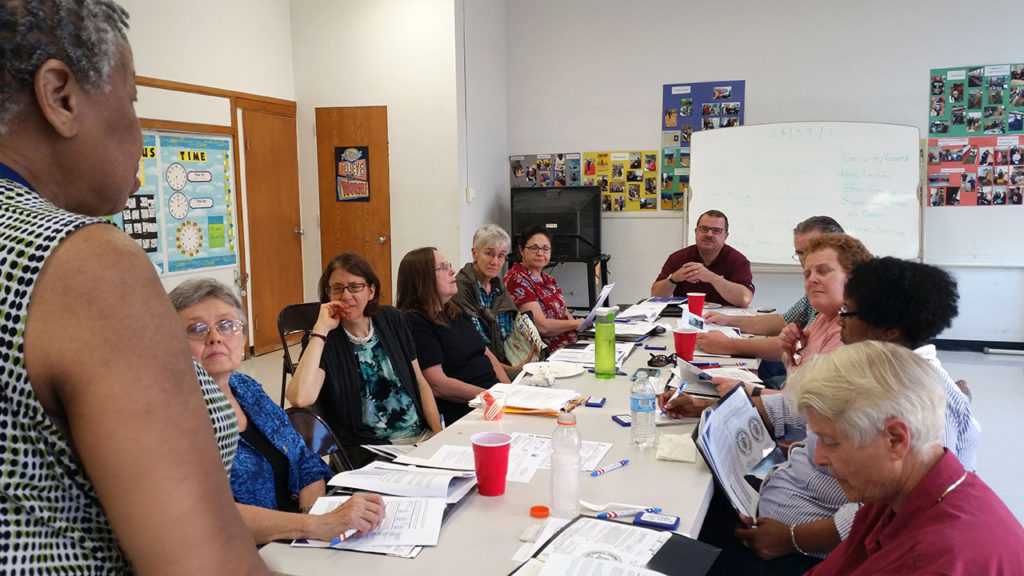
594, 306, 617, 379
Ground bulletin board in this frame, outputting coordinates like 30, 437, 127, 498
924, 62, 1024, 266
582, 150, 659, 211
108, 130, 237, 274
661, 80, 745, 210
509, 153, 582, 187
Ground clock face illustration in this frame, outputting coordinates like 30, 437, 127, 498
175, 221, 203, 257
166, 162, 188, 191
168, 192, 189, 220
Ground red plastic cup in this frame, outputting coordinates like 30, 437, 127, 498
687, 292, 706, 317
674, 327, 699, 362
472, 432, 512, 496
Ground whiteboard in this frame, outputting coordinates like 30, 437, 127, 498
689, 122, 921, 264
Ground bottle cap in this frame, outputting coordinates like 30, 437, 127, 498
594, 306, 617, 321
530, 505, 550, 518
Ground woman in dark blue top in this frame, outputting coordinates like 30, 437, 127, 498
170, 279, 385, 544
396, 247, 510, 424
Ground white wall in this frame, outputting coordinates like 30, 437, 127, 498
504, 0, 1024, 341
456, 0, 511, 265
289, 0, 462, 298
122, 0, 295, 100
120, 0, 296, 298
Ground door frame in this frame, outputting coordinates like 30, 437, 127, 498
136, 76, 298, 356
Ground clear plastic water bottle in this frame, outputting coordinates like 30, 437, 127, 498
631, 372, 657, 448
550, 412, 581, 518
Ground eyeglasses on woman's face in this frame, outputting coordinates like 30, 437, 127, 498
838, 305, 859, 318
435, 261, 455, 273
523, 245, 551, 254
186, 319, 244, 340
326, 282, 367, 296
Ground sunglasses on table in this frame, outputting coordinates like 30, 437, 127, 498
647, 353, 678, 367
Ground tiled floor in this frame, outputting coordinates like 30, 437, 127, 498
240, 347, 1024, 523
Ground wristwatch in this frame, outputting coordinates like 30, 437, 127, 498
751, 387, 762, 397
667, 273, 681, 285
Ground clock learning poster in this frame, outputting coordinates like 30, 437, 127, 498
159, 135, 238, 272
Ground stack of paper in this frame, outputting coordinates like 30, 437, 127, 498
328, 461, 477, 504
468, 383, 586, 416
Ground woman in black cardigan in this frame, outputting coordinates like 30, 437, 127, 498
286, 253, 440, 451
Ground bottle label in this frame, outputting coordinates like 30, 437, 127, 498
630, 397, 655, 412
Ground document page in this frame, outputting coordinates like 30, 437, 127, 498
547, 342, 635, 367
511, 432, 612, 471
539, 554, 667, 576
697, 389, 776, 518
536, 517, 671, 566
424, 444, 544, 483
328, 461, 477, 503
293, 495, 444, 550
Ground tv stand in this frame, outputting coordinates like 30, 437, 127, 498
548, 254, 611, 309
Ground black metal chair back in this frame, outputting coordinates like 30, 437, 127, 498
285, 407, 354, 473
276, 302, 321, 406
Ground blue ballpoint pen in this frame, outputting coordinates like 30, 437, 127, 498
591, 459, 629, 477
661, 380, 687, 414
597, 507, 662, 519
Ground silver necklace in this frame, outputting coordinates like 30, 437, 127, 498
343, 322, 374, 345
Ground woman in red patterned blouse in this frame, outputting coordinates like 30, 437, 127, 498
503, 225, 582, 353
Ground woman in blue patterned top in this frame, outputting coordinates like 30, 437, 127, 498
286, 253, 442, 452
171, 279, 385, 544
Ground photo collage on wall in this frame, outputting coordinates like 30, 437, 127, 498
927, 63, 1024, 208
661, 80, 745, 210
581, 150, 659, 211
509, 153, 582, 188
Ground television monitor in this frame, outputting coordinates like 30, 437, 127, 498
510, 186, 601, 261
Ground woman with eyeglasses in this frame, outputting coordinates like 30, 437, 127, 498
397, 247, 511, 424
170, 278, 385, 544
452, 223, 537, 372
504, 225, 582, 352
287, 253, 441, 451
778, 233, 872, 375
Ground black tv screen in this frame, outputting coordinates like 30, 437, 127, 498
511, 186, 601, 261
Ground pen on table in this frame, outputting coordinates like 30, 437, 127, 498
439, 414, 445, 431
661, 380, 687, 414
614, 318, 633, 323
644, 345, 666, 350
597, 507, 662, 519
692, 362, 721, 368
329, 528, 358, 546
590, 459, 629, 477
635, 332, 654, 344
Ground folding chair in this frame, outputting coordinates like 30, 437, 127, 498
276, 302, 321, 407
285, 407, 354, 473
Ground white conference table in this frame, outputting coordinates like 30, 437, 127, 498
260, 328, 750, 575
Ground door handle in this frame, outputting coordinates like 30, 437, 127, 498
378, 235, 387, 244
294, 228, 305, 237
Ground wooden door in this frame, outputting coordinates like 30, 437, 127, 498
315, 106, 392, 303
242, 108, 305, 354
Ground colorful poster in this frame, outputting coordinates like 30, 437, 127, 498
661, 80, 746, 210
108, 133, 164, 272
582, 150, 659, 211
510, 153, 580, 187
159, 135, 237, 272
926, 63, 1024, 209
926, 135, 1023, 207
335, 146, 370, 201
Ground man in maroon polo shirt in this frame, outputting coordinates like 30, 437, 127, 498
651, 209, 754, 307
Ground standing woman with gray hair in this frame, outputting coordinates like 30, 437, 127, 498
0, 1, 266, 573
452, 223, 536, 372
